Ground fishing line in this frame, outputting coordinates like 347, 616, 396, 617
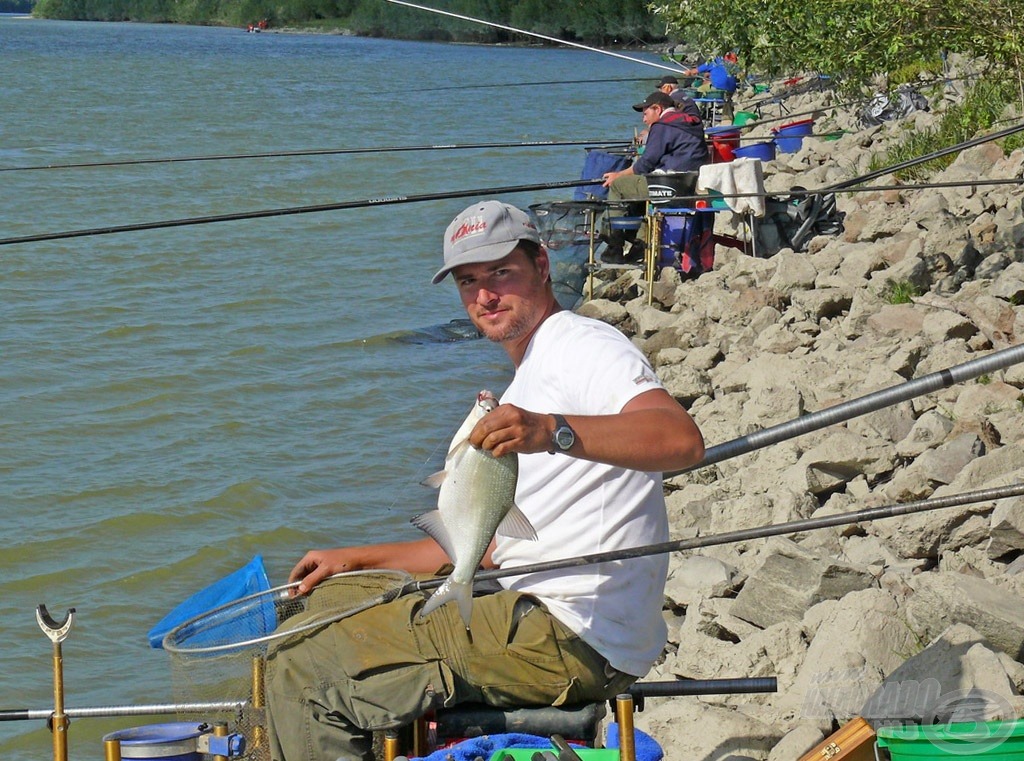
382, 0, 689, 75
419, 76, 653, 93
0, 138, 631, 174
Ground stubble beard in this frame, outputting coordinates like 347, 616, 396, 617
477, 310, 533, 344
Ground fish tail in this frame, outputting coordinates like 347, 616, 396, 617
419, 579, 474, 629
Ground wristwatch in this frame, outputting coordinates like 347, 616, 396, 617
549, 413, 576, 454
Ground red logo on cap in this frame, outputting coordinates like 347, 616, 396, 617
450, 216, 487, 246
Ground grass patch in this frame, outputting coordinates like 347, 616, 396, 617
880, 279, 922, 304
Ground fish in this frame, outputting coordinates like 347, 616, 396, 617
413, 389, 537, 628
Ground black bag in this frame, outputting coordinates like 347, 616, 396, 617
756, 188, 843, 255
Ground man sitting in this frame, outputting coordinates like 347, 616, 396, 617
600, 91, 709, 263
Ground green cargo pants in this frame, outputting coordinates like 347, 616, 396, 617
264, 573, 636, 761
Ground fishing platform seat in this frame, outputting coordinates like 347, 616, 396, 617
398, 701, 607, 757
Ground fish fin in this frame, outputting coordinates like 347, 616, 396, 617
420, 470, 447, 489
410, 510, 458, 562
419, 578, 474, 630
495, 503, 538, 541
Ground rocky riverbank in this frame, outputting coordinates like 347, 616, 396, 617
582, 75, 1024, 759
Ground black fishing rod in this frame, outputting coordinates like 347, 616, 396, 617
5, 173, 1022, 249
0, 138, 630, 174
667, 343, 1024, 478
6, 117, 1021, 247
0, 178, 602, 247
412, 483, 1024, 591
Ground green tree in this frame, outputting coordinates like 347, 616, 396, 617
652, 0, 1024, 97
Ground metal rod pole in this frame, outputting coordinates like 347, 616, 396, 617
0, 701, 247, 722
413, 483, 1024, 590
614, 695, 636, 761
668, 343, 1024, 478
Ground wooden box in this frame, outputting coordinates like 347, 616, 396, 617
799, 717, 876, 761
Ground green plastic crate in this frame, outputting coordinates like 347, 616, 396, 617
876, 719, 1024, 760
489, 749, 619, 761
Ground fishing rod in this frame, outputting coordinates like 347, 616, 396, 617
6, 117, 1020, 247
412, 482, 1024, 591
826, 118, 1024, 190
0, 701, 247, 722
0, 678, 773, 723
382, 0, 688, 75
666, 343, 1024, 478
0, 138, 630, 174
0, 178, 602, 247
5, 173, 1021, 249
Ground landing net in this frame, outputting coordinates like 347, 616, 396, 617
163, 570, 414, 761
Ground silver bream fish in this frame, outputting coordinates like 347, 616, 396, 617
413, 390, 537, 628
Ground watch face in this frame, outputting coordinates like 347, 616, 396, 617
555, 427, 574, 450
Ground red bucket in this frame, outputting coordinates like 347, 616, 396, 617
706, 126, 740, 163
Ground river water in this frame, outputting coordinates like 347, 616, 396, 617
0, 16, 669, 757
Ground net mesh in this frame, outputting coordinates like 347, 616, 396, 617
163, 571, 414, 761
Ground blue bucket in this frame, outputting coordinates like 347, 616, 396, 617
771, 119, 814, 153
733, 141, 776, 161
103, 723, 206, 761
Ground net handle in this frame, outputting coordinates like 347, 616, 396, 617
162, 570, 415, 655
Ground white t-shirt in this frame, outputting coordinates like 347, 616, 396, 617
493, 310, 670, 677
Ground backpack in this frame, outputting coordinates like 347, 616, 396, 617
756, 189, 844, 255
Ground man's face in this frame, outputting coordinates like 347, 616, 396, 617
452, 247, 550, 344
642, 104, 663, 127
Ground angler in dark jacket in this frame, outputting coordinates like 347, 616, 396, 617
600, 91, 709, 262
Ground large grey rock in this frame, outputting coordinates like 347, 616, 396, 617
730, 541, 875, 628
906, 572, 1024, 660
664, 554, 738, 607
783, 589, 918, 723
862, 623, 1024, 724
988, 497, 1024, 559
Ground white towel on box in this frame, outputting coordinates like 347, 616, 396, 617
697, 157, 766, 217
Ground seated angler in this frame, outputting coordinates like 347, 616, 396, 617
600, 91, 709, 263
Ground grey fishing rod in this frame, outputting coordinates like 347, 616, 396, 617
666, 343, 1024, 478
0, 678, 772, 723
0, 701, 247, 722
826, 119, 1024, 191
0, 178, 602, 247
0, 138, 631, 174
412, 483, 1024, 591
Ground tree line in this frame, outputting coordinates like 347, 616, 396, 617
656, 0, 1024, 99
31, 0, 664, 44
